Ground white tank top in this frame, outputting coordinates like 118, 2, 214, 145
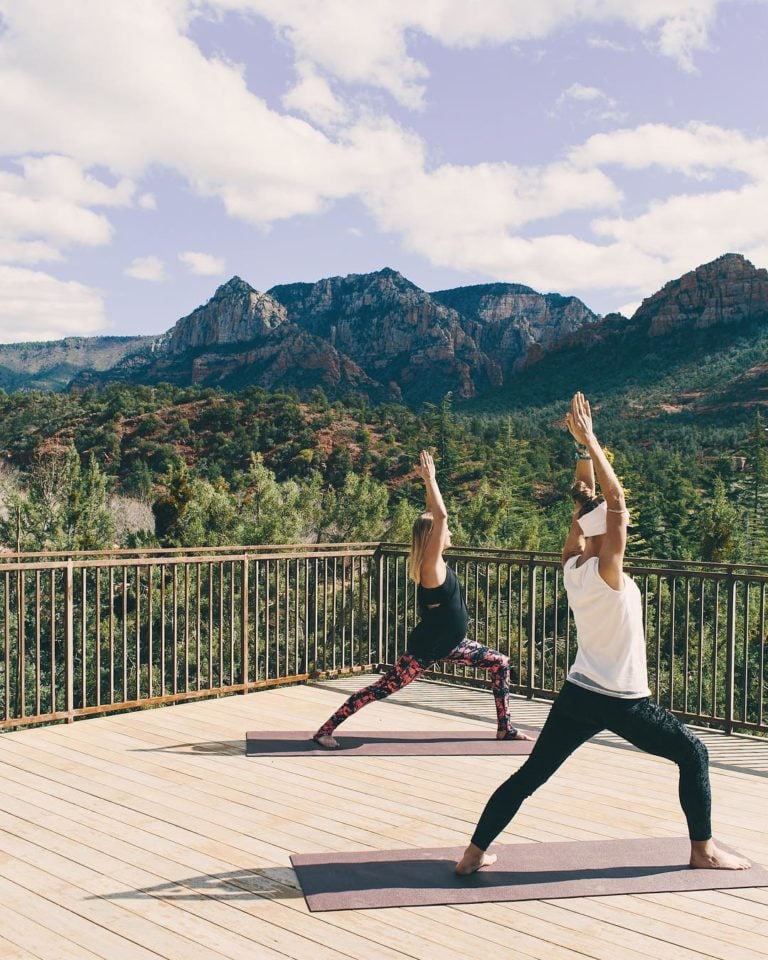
563, 555, 650, 699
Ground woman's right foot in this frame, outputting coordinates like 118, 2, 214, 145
497, 728, 534, 741
313, 734, 340, 749
455, 843, 497, 875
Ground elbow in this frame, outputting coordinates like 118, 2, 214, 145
612, 493, 627, 511
604, 485, 625, 510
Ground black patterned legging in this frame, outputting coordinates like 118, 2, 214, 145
471, 680, 711, 850
313, 639, 514, 739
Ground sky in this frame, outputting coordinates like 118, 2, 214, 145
1, 0, 768, 341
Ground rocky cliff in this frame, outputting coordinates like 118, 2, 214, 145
267, 268, 497, 400
432, 282, 596, 370
634, 253, 768, 336
168, 276, 287, 354
479, 253, 768, 419
82, 267, 597, 403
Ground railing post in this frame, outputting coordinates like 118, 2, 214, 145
527, 560, 537, 699
241, 556, 249, 693
65, 559, 74, 723
376, 545, 385, 667
724, 567, 737, 735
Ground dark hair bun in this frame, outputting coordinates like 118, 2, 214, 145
570, 481, 592, 507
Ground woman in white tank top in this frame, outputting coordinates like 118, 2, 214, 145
456, 393, 750, 876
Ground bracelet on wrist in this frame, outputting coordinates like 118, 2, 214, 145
574, 451, 592, 461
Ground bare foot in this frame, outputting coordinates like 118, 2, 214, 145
455, 843, 497, 876
690, 839, 750, 870
312, 735, 340, 749
497, 729, 534, 741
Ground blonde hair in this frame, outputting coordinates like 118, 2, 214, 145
409, 512, 434, 583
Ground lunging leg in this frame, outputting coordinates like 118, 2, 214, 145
313, 654, 426, 747
442, 639, 530, 739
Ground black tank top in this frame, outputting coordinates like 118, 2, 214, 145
407, 566, 469, 662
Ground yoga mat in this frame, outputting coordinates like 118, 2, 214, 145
290, 836, 766, 911
245, 730, 536, 757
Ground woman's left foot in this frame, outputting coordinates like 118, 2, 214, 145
496, 728, 533, 741
690, 840, 750, 870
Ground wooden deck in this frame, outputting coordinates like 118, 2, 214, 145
0, 677, 766, 960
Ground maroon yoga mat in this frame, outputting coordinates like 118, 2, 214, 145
290, 836, 766, 911
245, 729, 536, 757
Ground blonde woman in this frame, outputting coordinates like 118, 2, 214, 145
313, 450, 532, 748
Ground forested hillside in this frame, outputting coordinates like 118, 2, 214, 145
1, 255, 766, 561
0, 378, 763, 564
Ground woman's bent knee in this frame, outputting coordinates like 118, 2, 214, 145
679, 734, 708, 769
492, 654, 510, 672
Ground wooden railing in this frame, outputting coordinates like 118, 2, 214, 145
1, 543, 767, 734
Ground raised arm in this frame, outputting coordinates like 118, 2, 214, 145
413, 449, 449, 588
563, 434, 596, 566
566, 393, 628, 589
561, 507, 586, 567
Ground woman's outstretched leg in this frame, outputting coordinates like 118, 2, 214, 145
442, 639, 531, 739
313, 654, 426, 747
608, 698, 750, 870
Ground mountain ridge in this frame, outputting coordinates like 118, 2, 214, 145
3, 253, 767, 409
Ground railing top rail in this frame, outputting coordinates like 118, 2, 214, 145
0, 547, 377, 573
0, 542, 382, 563
3, 538, 768, 578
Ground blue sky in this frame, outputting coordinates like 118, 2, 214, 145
1, 0, 767, 340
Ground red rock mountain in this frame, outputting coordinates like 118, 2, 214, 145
77, 268, 599, 403
11, 255, 768, 406
633, 254, 768, 337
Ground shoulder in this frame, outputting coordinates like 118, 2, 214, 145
419, 559, 449, 590
564, 555, 601, 589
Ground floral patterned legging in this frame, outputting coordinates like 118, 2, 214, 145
313, 639, 515, 739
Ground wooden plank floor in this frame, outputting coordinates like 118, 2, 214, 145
0, 677, 766, 960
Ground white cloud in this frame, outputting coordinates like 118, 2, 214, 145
587, 36, 633, 53
212, 0, 723, 106
138, 192, 157, 210
178, 251, 225, 275
594, 181, 768, 259
560, 83, 608, 102
0, 239, 62, 264
282, 61, 349, 127
0, 1, 358, 225
744, 245, 768, 271
358, 117, 768, 299
559, 122, 768, 285
0, 155, 133, 249
0, 265, 105, 341
616, 300, 641, 317
125, 255, 165, 282
14, 155, 134, 207
557, 82, 625, 121
1, 1, 766, 310
570, 122, 768, 178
